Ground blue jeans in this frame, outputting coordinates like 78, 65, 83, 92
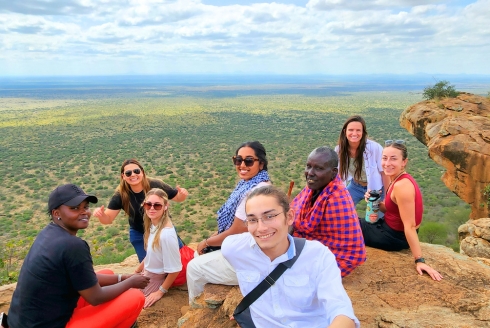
347, 180, 385, 219
129, 228, 146, 262
130, 227, 185, 263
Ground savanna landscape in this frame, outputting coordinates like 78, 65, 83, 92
1, 75, 489, 285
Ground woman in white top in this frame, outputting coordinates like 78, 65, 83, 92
335, 115, 389, 209
134, 188, 182, 308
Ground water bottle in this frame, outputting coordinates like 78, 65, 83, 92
365, 190, 381, 223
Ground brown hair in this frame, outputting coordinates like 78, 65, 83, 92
246, 185, 290, 214
116, 159, 151, 216
385, 143, 408, 160
143, 188, 170, 251
337, 115, 368, 181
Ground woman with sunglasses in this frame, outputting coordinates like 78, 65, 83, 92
132, 188, 182, 309
335, 116, 389, 211
93, 159, 188, 262
8, 184, 150, 328
360, 141, 443, 281
186, 141, 271, 303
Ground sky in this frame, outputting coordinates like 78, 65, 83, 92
0, 0, 489, 76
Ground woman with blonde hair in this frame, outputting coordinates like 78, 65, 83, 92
93, 159, 188, 262
134, 188, 182, 308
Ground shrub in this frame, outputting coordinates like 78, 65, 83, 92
422, 80, 459, 100
419, 222, 447, 244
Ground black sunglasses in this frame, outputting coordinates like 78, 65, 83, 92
142, 202, 163, 211
124, 168, 142, 177
232, 156, 259, 167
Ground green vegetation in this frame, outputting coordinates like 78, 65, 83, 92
483, 184, 490, 206
422, 80, 459, 100
0, 85, 473, 284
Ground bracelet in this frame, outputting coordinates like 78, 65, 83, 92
414, 258, 425, 264
205, 238, 210, 247
117, 274, 122, 282
159, 286, 168, 294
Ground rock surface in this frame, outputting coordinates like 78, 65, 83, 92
2, 244, 490, 327
459, 218, 490, 259
399, 92, 490, 219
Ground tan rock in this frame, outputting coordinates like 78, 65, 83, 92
400, 92, 490, 219
3, 243, 490, 327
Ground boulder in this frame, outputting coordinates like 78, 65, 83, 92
459, 218, 490, 259
399, 92, 490, 219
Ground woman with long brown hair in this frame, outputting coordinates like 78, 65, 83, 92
93, 159, 188, 262
335, 115, 389, 211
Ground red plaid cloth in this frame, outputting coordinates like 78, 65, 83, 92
291, 175, 366, 277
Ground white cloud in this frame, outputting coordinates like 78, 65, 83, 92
0, 0, 488, 75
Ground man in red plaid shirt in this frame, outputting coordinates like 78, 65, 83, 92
291, 146, 366, 277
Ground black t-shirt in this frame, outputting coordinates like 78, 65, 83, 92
8, 223, 98, 328
107, 178, 178, 233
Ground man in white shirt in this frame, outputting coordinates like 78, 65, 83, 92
222, 185, 359, 328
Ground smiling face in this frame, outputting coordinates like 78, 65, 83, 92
52, 200, 91, 235
304, 151, 338, 191
122, 163, 144, 188
235, 146, 264, 181
245, 194, 294, 261
144, 194, 166, 225
382, 146, 408, 177
345, 121, 364, 145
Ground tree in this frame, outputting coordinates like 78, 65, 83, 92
422, 80, 459, 100
419, 222, 447, 245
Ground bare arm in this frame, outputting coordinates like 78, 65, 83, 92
92, 205, 120, 225
171, 185, 188, 202
393, 180, 443, 281
196, 218, 247, 254
79, 274, 150, 306
328, 315, 356, 328
96, 273, 135, 286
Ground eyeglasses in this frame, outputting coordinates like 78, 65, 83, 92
232, 156, 259, 167
143, 202, 163, 211
385, 140, 405, 146
124, 168, 142, 177
244, 212, 283, 226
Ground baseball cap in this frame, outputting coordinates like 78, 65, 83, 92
48, 184, 98, 212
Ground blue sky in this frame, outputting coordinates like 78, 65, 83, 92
0, 0, 488, 76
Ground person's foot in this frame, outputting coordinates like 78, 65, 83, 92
130, 321, 138, 328
181, 305, 190, 315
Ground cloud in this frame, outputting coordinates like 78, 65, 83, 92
307, 0, 444, 11
0, 0, 489, 75
0, 0, 94, 15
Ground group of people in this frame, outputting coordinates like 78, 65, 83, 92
6, 115, 443, 328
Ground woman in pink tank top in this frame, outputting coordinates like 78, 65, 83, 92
359, 141, 443, 281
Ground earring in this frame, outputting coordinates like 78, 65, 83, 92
58, 217, 61, 220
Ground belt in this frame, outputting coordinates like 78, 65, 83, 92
353, 179, 368, 187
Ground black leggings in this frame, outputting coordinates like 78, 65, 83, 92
359, 218, 410, 251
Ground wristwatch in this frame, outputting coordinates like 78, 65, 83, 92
415, 257, 425, 264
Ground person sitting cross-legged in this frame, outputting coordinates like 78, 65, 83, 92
222, 185, 359, 328
291, 146, 366, 277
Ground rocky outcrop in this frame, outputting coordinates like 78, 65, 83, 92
2, 244, 490, 327
459, 218, 490, 259
179, 244, 490, 328
399, 93, 490, 219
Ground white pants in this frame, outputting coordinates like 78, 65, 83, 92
186, 250, 238, 303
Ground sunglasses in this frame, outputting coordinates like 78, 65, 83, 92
232, 156, 259, 167
143, 202, 163, 211
385, 140, 405, 146
124, 168, 142, 177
